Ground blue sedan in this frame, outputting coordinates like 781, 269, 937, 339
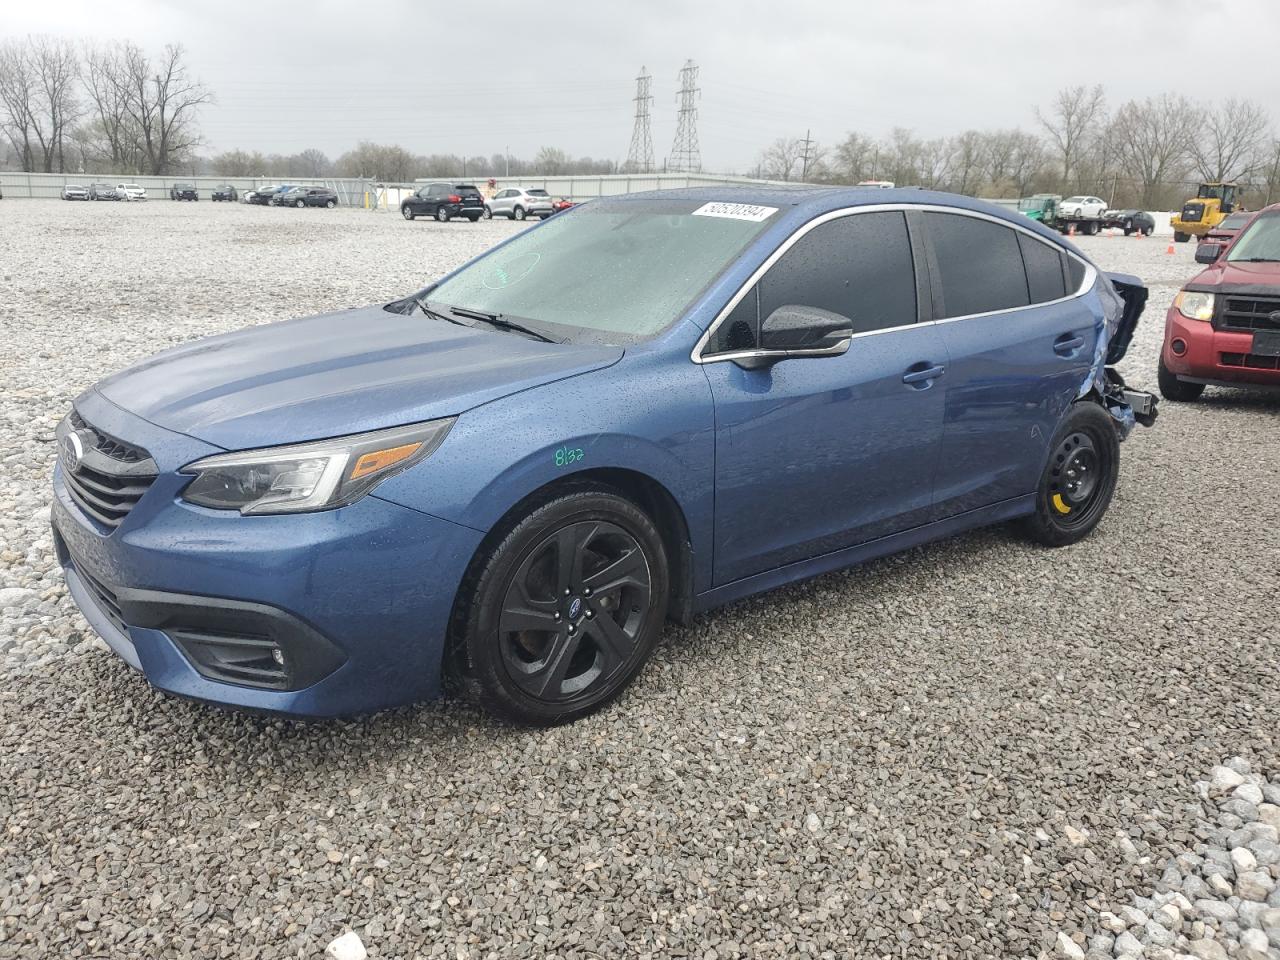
51, 187, 1156, 724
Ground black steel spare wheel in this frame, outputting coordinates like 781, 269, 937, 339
455, 490, 669, 725
1019, 402, 1119, 547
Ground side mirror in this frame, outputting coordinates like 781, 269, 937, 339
735, 305, 853, 370
1195, 242, 1224, 264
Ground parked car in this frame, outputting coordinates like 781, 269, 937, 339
169, 183, 198, 201
1058, 196, 1107, 220
280, 186, 339, 208
61, 184, 90, 201
268, 185, 301, 206
486, 186, 554, 221
1102, 209, 1154, 236
115, 183, 147, 201
212, 184, 239, 202
245, 185, 278, 205
401, 182, 485, 222
1204, 210, 1253, 244
1158, 203, 1280, 401
50, 188, 1155, 724
89, 183, 118, 201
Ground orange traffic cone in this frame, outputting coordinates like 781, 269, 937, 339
1165, 240, 1175, 255
1067, 222, 1076, 236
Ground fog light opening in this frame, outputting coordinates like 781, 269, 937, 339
1171, 338, 1187, 356
271, 646, 285, 666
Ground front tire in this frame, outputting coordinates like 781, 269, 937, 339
295, 199, 305, 208
482, 205, 492, 220
1158, 357, 1205, 402
1019, 403, 1119, 547
453, 489, 670, 726
402, 205, 415, 220
325, 199, 336, 208
1174, 231, 1190, 243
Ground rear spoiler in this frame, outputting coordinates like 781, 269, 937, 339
1104, 272, 1147, 365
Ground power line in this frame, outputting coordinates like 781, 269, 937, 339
667, 59, 702, 173
624, 66, 655, 173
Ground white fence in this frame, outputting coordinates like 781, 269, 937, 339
0, 171, 381, 206
0, 170, 800, 206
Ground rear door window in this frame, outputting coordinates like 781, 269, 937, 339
926, 212, 1030, 318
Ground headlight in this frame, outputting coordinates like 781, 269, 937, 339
1174, 290, 1215, 322
180, 419, 454, 515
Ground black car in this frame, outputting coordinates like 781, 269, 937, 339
280, 186, 339, 208
247, 185, 288, 205
400, 182, 485, 222
1102, 209, 1155, 236
89, 183, 117, 201
170, 183, 198, 201
212, 184, 239, 202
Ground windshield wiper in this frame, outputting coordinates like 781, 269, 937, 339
447, 305, 560, 344
414, 294, 471, 328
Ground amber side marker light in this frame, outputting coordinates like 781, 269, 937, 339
350, 442, 424, 480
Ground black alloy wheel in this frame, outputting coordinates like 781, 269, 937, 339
1020, 403, 1119, 547
454, 490, 669, 725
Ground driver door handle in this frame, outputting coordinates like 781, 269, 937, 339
902, 364, 946, 384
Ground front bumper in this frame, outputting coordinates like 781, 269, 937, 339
1162, 309, 1280, 387
51, 392, 485, 716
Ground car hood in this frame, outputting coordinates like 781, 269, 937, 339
93, 305, 623, 449
1185, 258, 1280, 293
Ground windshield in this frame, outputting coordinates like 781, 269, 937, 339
527, 188, 550, 197
1218, 213, 1250, 230
1197, 184, 1225, 200
1017, 198, 1048, 211
1226, 213, 1280, 262
1063, 196, 1084, 203
427, 198, 777, 345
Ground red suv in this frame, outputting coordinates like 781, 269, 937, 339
1159, 204, 1280, 400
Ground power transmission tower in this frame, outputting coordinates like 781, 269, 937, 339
624, 67, 655, 173
799, 129, 815, 181
667, 59, 702, 173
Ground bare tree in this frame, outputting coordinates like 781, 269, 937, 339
828, 131, 877, 183
28, 36, 80, 171
1190, 97, 1271, 182
295, 147, 331, 177
1036, 84, 1107, 189
0, 40, 39, 170
82, 42, 140, 170
757, 137, 805, 181
1111, 94, 1201, 208
533, 145, 571, 174
118, 42, 211, 174
946, 130, 985, 195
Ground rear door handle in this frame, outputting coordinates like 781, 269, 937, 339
902, 364, 946, 384
1054, 335, 1085, 355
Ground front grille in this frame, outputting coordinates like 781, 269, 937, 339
68, 410, 148, 463
1217, 296, 1280, 333
60, 410, 157, 530
75, 562, 128, 636
1221, 352, 1280, 371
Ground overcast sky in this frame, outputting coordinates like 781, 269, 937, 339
9, 0, 1280, 172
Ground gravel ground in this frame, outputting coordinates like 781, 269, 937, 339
1, 201, 1277, 959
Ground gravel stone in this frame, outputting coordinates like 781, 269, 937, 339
1057, 930, 1085, 958
2, 207, 1279, 959
1114, 930, 1145, 956
1238, 872, 1276, 902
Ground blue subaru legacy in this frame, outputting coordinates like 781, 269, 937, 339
51, 187, 1156, 724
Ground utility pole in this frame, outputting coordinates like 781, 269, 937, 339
624, 66, 655, 173
799, 129, 815, 181
505, 145, 509, 177
667, 60, 702, 174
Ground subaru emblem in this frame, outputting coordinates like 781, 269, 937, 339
568, 597, 582, 620
62, 430, 85, 473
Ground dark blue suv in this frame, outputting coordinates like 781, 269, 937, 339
51, 187, 1155, 724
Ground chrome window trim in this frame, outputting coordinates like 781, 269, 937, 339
692, 202, 1097, 365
